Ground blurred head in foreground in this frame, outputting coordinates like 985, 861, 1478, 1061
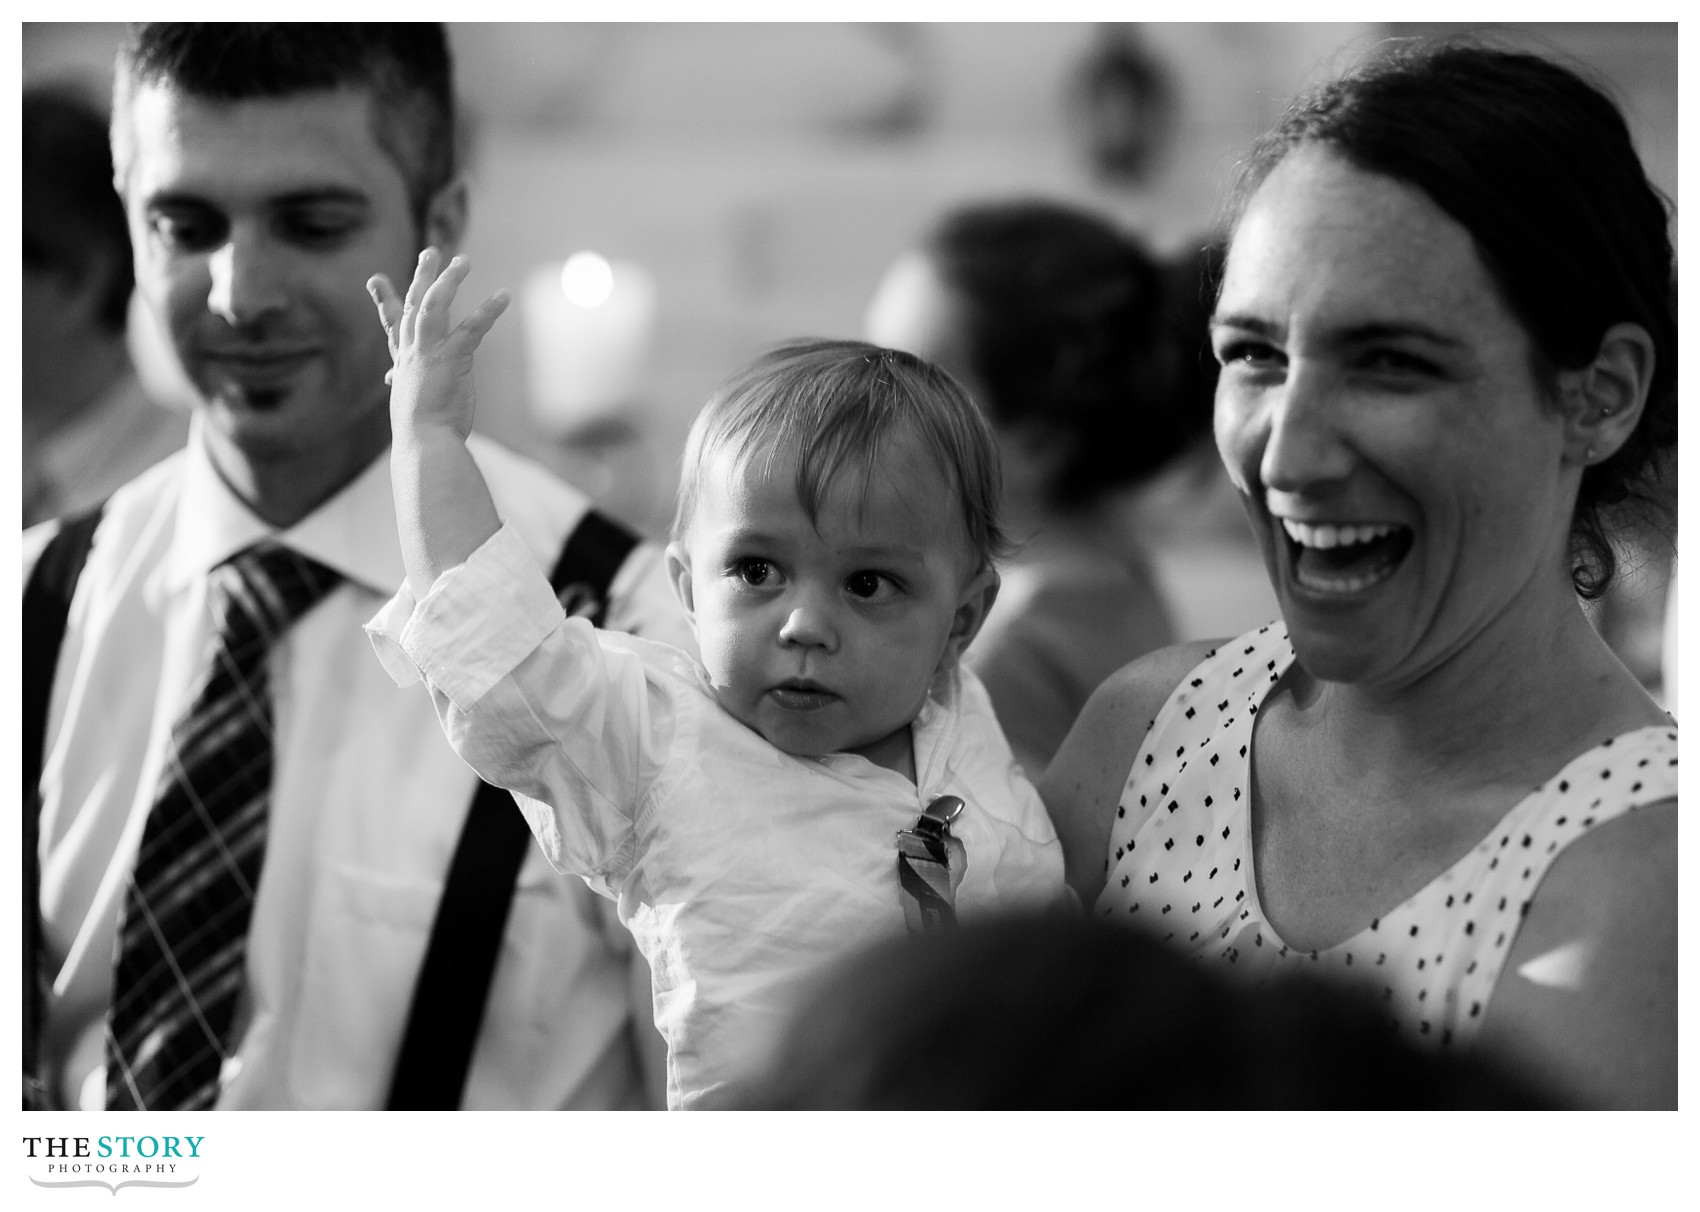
720, 914, 1559, 1109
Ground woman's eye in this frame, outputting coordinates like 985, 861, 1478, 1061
1216, 338, 1283, 370
1362, 349, 1438, 376
845, 571, 893, 601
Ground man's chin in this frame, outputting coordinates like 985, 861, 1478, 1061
202, 381, 293, 415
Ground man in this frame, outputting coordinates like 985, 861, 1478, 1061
25, 24, 687, 1110
22, 83, 188, 527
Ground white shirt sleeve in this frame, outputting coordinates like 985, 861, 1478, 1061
365, 521, 670, 882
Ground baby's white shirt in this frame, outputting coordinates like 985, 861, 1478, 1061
368, 522, 1067, 1107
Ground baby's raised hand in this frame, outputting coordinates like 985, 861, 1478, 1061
368, 248, 510, 441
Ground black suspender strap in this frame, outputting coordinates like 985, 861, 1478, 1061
386, 508, 640, 1109
896, 794, 967, 935
21, 505, 107, 1109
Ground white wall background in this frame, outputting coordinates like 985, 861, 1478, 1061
22, 22, 1677, 666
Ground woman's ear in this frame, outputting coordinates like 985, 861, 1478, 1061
1560, 321, 1655, 468
665, 541, 697, 622
936, 566, 1001, 672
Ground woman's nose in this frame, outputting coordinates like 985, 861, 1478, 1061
1258, 362, 1354, 494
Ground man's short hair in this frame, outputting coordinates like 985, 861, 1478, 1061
111, 23, 455, 227
24, 83, 133, 334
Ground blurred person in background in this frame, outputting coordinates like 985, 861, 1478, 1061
866, 200, 1209, 777
721, 913, 1557, 1108
1045, 40, 1677, 1109
22, 82, 189, 528
24, 22, 691, 1111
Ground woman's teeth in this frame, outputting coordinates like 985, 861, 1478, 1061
1280, 519, 1399, 549
1278, 519, 1411, 594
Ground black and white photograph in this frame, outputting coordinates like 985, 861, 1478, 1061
13, 15, 1685, 1207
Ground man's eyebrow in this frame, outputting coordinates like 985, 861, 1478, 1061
143, 186, 371, 209
271, 187, 371, 208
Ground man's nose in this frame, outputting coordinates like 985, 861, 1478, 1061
206, 229, 290, 327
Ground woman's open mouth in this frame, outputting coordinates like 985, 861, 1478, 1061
1280, 519, 1413, 595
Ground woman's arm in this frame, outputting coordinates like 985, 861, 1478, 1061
1040, 640, 1218, 906
1477, 797, 1676, 1108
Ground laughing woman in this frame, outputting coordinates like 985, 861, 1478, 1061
1041, 41, 1677, 1109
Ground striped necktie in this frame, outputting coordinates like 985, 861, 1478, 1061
105, 542, 340, 1110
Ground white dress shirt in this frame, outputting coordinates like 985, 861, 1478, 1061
28, 415, 695, 1109
368, 522, 1070, 1108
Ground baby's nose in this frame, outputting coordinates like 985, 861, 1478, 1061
778, 604, 835, 650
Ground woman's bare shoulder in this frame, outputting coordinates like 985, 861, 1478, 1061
1481, 796, 1677, 1108
1040, 638, 1223, 903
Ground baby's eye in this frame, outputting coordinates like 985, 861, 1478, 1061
731, 558, 779, 588
845, 571, 895, 601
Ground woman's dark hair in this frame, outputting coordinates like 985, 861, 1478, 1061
1223, 40, 1676, 599
924, 200, 1208, 510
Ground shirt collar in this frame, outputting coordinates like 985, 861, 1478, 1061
164, 412, 407, 598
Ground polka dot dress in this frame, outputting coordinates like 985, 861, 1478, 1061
1096, 621, 1678, 1050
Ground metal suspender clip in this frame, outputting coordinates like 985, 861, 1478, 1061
896, 794, 966, 934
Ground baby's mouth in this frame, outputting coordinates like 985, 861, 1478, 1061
770, 679, 839, 711
1280, 519, 1413, 595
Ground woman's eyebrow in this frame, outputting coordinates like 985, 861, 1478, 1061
1208, 312, 1279, 335
1336, 321, 1466, 348
1208, 312, 1465, 350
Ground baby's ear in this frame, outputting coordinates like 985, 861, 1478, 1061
664, 541, 697, 623
937, 565, 1000, 672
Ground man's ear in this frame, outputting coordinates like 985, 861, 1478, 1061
936, 565, 1000, 673
1559, 321, 1655, 468
421, 177, 470, 256
665, 540, 697, 623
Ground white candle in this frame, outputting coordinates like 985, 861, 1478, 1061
521, 252, 658, 437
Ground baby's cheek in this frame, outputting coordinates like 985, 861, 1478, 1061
696, 623, 755, 699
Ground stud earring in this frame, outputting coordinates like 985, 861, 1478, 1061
1599, 404, 1617, 418
1584, 445, 1596, 462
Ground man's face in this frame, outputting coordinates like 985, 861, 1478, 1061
118, 83, 444, 473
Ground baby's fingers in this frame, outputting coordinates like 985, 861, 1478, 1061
400, 247, 443, 347
366, 274, 405, 359
415, 253, 476, 341
453, 289, 512, 351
